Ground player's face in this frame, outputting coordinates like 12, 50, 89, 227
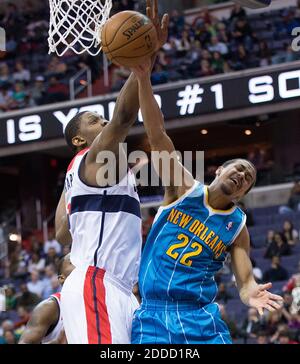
216, 160, 256, 200
79, 112, 108, 147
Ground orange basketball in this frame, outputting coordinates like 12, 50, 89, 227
101, 11, 158, 68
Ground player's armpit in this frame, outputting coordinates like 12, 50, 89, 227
18, 300, 59, 344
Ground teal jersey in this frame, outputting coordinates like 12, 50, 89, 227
139, 182, 246, 305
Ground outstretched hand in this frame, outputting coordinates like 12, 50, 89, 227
146, 0, 169, 51
248, 282, 283, 316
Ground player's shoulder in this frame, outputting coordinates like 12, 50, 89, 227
30, 296, 60, 320
66, 148, 89, 172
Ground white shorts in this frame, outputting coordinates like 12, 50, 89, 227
61, 266, 140, 344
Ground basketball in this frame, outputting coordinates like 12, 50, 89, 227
234, 0, 272, 8
101, 11, 158, 68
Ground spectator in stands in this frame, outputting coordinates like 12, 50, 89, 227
0, 320, 14, 338
2, 330, 18, 344
283, 261, 300, 293
251, 258, 263, 283
230, 3, 246, 21
0, 63, 12, 86
4, 284, 16, 311
0, 83, 14, 112
27, 252, 45, 274
45, 56, 67, 78
265, 229, 275, 247
282, 221, 299, 246
45, 247, 59, 267
45, 76, 69, 103
264, 233, 291, 259
279, 180, 300, 214
42, 264, 57, 299
256, 41, 272, 67
30, 76, 46, 106
218, 303, 240, 340
151, 64, 169, 85
216, 282, 232, 304
290, 275, 300, 315
241, 308, 264, 340
11, 82, 26, 109
256, 331, 269, 344
263, 256, 288, 282
111, 66, 131, 92
26, 270, 44, 298
15, 283, 40, 309
282, 292, 294, 313
14, 306, 30, 330
12, 61, 31, 83
174, 30, 191, 58
44, 230, 62, 255
1, 2, 22, 34
231, 17, 254, 49
265, 310, 286, 336
9, 246, 28, 280
193, 7, 217, 28
168, 9, 185, 36
278, 329, 299, 344
272, 43, 299, 65
211, 51, 226, 74
288, 310, 300, 332
208, 36, 229, 56
269, 323, 290, 343
230, 44, 250, 71
197, 59, 214, 77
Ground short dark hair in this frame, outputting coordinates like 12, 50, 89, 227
64, 112, 85, 153
222, 158, 257, 194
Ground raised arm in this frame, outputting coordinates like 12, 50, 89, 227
231, 226, 283, 315
132, 63, 195, 205
82, 1, 170, 186
87, 0, 169, 162
19, 299, 59, 344
55, 190, 72, 245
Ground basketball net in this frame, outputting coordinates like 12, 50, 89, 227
48, 0, 112, 56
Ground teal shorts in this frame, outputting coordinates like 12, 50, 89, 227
131, 300, 232, 344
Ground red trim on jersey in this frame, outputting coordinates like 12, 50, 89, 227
67, 148, 89, 172
51, 292, 61, 301
83, 267, 112, 344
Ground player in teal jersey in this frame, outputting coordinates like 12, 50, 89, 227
130, 60, 283, 344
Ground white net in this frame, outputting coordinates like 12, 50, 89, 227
48, 0, 113, 56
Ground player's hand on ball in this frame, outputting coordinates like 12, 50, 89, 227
248, 282, 283, 316
131, 59, 152, 80
146, 0, 169, 51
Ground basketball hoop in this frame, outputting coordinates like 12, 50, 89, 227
48, 0, 113, 56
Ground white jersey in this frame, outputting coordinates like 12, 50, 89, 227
64, 148, 142, 290
42, 293, 63, 344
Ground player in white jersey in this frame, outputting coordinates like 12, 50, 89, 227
54, 1, 169, 344
19, 254, 74, 344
